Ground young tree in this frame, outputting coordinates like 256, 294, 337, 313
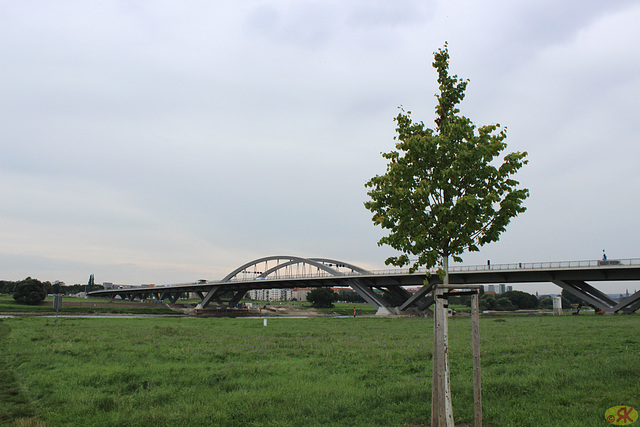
364, 43, 529, 276
364, 43, 528, 426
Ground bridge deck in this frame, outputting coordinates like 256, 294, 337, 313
88, 258, 640, 314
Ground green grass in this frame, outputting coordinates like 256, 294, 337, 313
0, 314, 638, 426
0, 295, 178, 315
242, 300, 379, 316
315, 302, 378, 316
0, 322, 35, 424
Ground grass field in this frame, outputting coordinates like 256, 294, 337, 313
0, 295, 381, 317
0, 295, 178, 315
1, 313, 638, 426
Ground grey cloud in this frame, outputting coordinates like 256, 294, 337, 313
245, 2, 338, 50
347, 0, 435, 27
1, 1, 639, 293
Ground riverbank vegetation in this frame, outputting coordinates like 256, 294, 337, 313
1, 314, 637, 426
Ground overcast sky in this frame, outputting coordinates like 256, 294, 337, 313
1, 0, 638, 294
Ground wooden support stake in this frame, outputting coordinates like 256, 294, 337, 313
471, 292, 482, 427
431, 256, 454, 427
431, 280, 483, 427
431, 286, 441, 425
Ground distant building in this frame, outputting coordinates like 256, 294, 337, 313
292, 288, 312, 301
486, 284, 508, 294
248, 288, 292, 302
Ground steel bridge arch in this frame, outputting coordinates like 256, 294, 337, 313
221, 256, 371, 282
90, 256, 425, 315
215, 255, 404, 315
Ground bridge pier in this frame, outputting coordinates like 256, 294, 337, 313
348, 279, 394, 315
346, 278, 428, 316
196, 287, 248, 309
400, 283, 435, 314
624, 292, 640, 313
375, 306, 401, 316
553, 280, 640, 314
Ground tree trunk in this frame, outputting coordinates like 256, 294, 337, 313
431, 255, 454, 426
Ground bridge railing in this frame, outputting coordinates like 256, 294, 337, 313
367, 258, 640, 276
220, 258, 640, 282
99, 258, 640, 291
221, 270, 366, 282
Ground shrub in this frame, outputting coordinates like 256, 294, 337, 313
306, 287, 337, 308
496, 297, 517, 311
13, 277, 47, 305
539, 296, 553, 309
479, 293, 497, 311
501, 290, 538, 309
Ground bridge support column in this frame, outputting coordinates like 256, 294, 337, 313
399, 281, 436, 315
375, 306, 401, 315
622, 291, 640, 313
195, 287, 247, 309
228, 289, 248, 307
196, 287, 222, 309
553, 280, 623, 313
605, 289, 640, 314
348, 279, 395, 315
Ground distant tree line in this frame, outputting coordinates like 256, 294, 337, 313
1, 279, 52, 295
336, 290, 366, 304
1, 279, 103, 296
449, 289, 576, 312
311, 287, 579, 312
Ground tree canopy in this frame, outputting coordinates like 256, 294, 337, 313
306, 287, 337, 308
479, 290, 539, 311
13, 277, 47, 305
364, 44, 529, 274
501, 290, 539, 309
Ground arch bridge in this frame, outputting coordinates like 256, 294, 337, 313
88, 256, 640, 315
